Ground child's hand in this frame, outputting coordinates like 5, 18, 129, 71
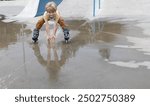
47, 36, 51, 40
51, 35, 56, 39
47, 35, 56, 40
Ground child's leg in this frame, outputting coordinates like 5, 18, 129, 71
58, 17, 70, 42
36, 18, 45, 29
32, 18, 45, 42
58, 17, 67, 30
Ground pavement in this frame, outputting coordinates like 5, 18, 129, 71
0, 0, 150, 89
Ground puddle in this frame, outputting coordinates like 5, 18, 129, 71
0, 16, 150, 89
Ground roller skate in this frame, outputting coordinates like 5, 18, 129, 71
63, 28, 70, 43
32, 28, 39, 43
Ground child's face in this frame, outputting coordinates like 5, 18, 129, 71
47, 9, 56, 18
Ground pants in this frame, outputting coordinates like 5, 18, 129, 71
36, 17, 67, 30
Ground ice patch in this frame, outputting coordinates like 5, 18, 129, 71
109, 61, 150, 69
114, 36, 150, 56
115, 45, 133, 49
136, 21, 150, 36
126, 36, 150, 55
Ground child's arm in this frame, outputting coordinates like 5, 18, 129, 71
44, 13, 51, 39
45, 21, 51, 39
51, 11, 61, 38
52, 23, 59, 38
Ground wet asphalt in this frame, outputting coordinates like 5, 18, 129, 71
0, 13, 150, 88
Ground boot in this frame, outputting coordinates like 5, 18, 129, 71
32, 28, 39, 42
63, 28, 70, 42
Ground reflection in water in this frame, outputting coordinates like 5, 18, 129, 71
31, 39, 75, 81
91, 21, 122, 42
88, 20, 122, 61
67, 20, 122, 61
32, 40, 59, 81
31, 20, 122, 81
99, 48, 110, 61
0, 14, 31, 49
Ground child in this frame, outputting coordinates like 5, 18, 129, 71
32, 1, 70, 42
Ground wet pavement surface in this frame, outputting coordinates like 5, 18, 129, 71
0, 14, 150, 89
